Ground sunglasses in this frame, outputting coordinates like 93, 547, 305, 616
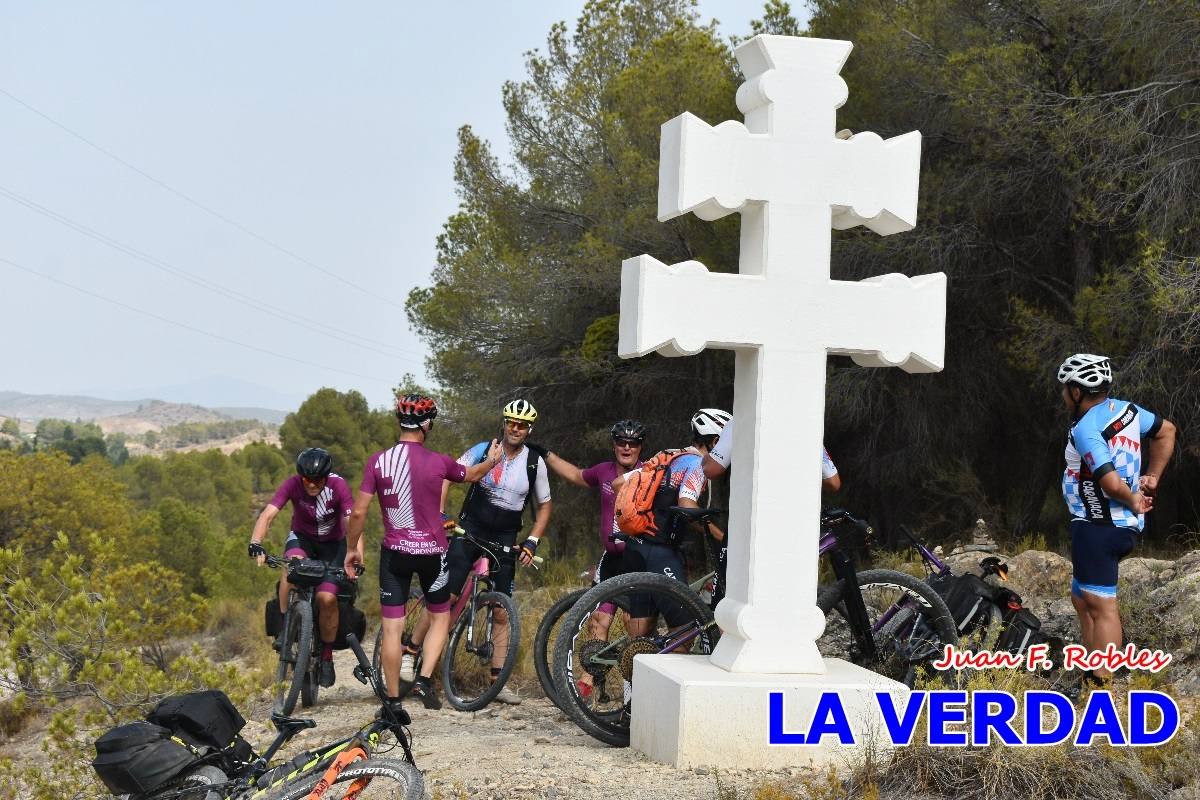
504, 420, 531, 430
300, 476, 327, 485
614, 438, 643, 448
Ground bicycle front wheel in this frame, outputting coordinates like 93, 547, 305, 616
441, 590, 520, 711
534, 587, 587, 711
275, 599, 313, 716
817, 568, 958, 687
551, 572, 716, 748
258, 756, 424, 800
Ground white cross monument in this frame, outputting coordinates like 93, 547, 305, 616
620, 35, 947, 768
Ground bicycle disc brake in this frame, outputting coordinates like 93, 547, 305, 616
619, 637, 660, 682
578, 639, 616, 681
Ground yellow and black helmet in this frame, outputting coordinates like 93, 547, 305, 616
502, 398, 538, 423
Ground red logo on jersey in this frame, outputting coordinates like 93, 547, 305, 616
1084, 452, 1095, 467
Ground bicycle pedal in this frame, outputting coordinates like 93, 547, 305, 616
352, 665, 369, 685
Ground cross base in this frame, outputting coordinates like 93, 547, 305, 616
630, 655, 906, 770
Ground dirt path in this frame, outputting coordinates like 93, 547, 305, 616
237, 648, 809, 800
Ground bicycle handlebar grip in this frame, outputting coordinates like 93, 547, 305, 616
344, 633, 372, 673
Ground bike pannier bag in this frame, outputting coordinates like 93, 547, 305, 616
332, 600, 367, 650
147, 690, 245, 750
286, 558, 328, 588
927, 572, 997, 638
92, 722, 196, 795
614, 449, 693, 538
219, 734, 256, 775
265, 597, 283, 638
995, 607, 1043, 656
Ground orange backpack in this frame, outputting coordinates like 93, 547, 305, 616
614, 449, 693, 537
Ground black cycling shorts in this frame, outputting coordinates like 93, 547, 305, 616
446, 520, 518, 597
379, 547, 450, 618
594, 550, 630, 585
284, 533, 347, 595
621, 537, 693, 623
1069, 519, 1135, 598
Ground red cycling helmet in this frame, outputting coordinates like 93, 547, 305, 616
396, 394, 438, 429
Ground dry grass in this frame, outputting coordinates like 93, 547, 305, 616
206, 596, 278, 676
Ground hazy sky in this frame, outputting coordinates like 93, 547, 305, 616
1, 2, 806, 410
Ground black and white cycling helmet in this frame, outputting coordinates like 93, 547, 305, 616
690, 408, 731, 438
610, 419, 647, 442
1057, 353, 1112, 392
295, 447, 333, 480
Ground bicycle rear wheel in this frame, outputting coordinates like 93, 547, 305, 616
551, 572, 716, 747
275, 600, 313, 716
132, 765, 227, 800
372, 596, 427, 694
534, 587, 587, 711
258, 756, 424, 800
441, 590, 520, 711
817, 568, 958, 687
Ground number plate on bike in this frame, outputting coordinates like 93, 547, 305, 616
286, 558, 327, 587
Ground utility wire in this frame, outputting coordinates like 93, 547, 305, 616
0, 184, 426, 362
0, 255, 399, 387
0, 85, 406, 309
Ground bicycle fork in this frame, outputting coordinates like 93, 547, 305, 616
828, 550, 878, 662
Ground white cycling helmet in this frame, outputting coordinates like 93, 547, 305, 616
690, 408, 731, 437
1057, 353, 1112, 391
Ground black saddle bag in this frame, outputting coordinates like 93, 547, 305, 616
92, 722, 197, 795
147, 690, 246, 751
927, 572, 997, 637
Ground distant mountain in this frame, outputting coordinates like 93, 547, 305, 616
215, 407, 289, 425
0, 391, 287, 428
111, 375, 303, 411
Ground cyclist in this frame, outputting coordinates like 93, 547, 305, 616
249, 447, 354, 688
1058, 353, 1176, 684
409, 398, 553, 706
344, 394, 501, 710
527, 419, 646, 697
701, 417, 841, 609
612, 408, 728, 638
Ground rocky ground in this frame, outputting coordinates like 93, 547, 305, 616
237, 651, 815, 800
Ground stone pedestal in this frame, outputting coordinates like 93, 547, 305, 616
631, 654, 906, 769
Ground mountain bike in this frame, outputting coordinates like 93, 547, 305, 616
265, 554, 359, 716
370, 528, 541, 711
533, 566, 715, 711
124, 634, 422, 800
551, 507, 957, 747
122, 634, 421, 800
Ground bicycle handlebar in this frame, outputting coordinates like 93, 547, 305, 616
262, 552, 365, 579
450, 526, 545, 566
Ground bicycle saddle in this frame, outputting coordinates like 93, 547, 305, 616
270, 714, 317, 736
669, 506, 725, 520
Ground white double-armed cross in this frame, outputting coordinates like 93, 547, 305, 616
618, 35, 946, 673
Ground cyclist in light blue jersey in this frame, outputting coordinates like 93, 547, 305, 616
1058, 353, 1176, 682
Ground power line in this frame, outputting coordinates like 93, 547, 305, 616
0, 85, 407, 309
0, 255, 399, 387
0, 184, 427, 362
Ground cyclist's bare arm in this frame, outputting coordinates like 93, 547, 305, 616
250, 504, 282, 564
1141, 418, 1177, 496
1097, 470, 1151, 514
544, 452, 588, 487
677, 496, 725, 542
462, 440, 503, 482
822, 473, 842, 493
702, 454, 726, 480
345, 490, 373, 575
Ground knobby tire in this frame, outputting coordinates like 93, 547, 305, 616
441, 590, 520, 711
276, 599, 313, 716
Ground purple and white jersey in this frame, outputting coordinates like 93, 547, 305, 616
361, 442, 467, 555
269, 474, 353, 541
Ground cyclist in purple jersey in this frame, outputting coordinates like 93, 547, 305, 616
249, 447, 353, 687
529, 420, 646, 649
344, 394, 501, 709
1057, 354, 1176, 684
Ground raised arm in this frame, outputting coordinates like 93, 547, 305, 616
463, 440, 503, 482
